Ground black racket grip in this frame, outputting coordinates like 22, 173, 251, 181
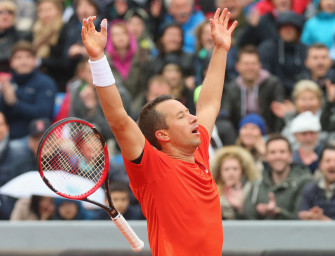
111, 213, 144, 252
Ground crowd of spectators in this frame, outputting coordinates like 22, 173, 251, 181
0, 0, 335, 222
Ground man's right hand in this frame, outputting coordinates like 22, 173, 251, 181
81, 16, 107, 61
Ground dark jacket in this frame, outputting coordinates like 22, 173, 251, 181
300, 180, 335, 220
0, 27, 29, 72
222, 72, 285, 134
243, 164, 313, 220
0, 69, 57, 139
258, 38, 307, 97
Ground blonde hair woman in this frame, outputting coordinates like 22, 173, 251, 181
211, 145, 261, 220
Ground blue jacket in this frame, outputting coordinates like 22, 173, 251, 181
300, 181, 335, 220
163, 10, 205, 53
301, 12, 335, 49
0, 69, 57, 139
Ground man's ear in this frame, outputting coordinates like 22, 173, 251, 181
155, 130, 170, 142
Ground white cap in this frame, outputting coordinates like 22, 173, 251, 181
291, 111, 321, 134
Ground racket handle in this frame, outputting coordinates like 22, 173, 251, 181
112, 213, 144, 252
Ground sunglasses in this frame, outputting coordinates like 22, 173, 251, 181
0, 10, 15, 15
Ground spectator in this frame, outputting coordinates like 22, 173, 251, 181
291, 111, 324, 174
301, 0, 335, 49
211, 145, 261, 220
105, 20, 149, 101
222, 45, 285, 134
258, 11, 307, 97
32, 0, 66, 92
56, 0, 103, 91
0, 41, 57, 156
243, 134, 313, 220
10, 195, 55, 221
93, 181, 144, 220
320, 75, 335, 137
131, 75, 172, 120
238, 0, 293, 47
0, 111, 35, 186
19, 118, 53, 173
299, 145, 335, 220
124, 8, 155, 55
161, 63, 196, 114
148, 23, 195, 87
53, 198, 93, 220
275, 80, 324, 150
298, 43, 335, 92
0, 1, 28, 72
161, 0, 206, 53
193, 20, 215, 85
235, 113, 267, 172
215, 0, 249, 45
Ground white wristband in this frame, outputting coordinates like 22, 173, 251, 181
88, 55, 115, 87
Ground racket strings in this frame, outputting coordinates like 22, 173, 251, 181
40, 122, 106, 196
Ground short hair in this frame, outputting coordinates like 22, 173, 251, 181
138, 95, 174, 150
319, 145, 335, 162
147, 75, 171, 88
109, 181, 130, 194
308, 43, 329, 53
266, 133, 292, 153
237, 45, 260, 62
11, 41, 36, 57
291, 79, 323, 103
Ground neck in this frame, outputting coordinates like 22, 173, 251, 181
162, 145, 196, 163
271, 166, 291, 185
242, 78, 256, 88
116, 48, 128, 58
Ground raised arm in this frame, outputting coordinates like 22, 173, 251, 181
196, 8, 237, 136
81, 16, 145, 161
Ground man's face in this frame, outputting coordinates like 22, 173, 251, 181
10, 50, 36, 74
155, 99, 200, 152
273, 0, 292, 12
216, 0, 242, 20
294, 131, 319, 150
265, 140, 292, 173
168, 0, 193, 25
146, 81, 171, 102
0, 6, 15, 31
319, 149, 335, 185
0, 113, 9, 141
279, 24, 299, 43
236, 53, 261, 85
110, 191, 130, 215
305, 48, 332, 79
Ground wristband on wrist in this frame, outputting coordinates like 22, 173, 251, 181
88, 55, 115, 87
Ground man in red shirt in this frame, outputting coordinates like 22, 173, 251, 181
81, 8, 237, 256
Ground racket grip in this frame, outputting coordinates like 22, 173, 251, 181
112, 213, 144, 252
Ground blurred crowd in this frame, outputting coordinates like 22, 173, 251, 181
0, 0, 335, 221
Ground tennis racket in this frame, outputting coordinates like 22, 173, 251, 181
37, 117, 144, 252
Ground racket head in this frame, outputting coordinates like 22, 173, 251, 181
37, 117, 109, 200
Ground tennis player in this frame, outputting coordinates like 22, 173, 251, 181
82, 8, 237, 256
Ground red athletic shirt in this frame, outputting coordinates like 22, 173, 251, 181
123, 125, 223, 256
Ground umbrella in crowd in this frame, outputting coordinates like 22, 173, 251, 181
0, 171, 105, 209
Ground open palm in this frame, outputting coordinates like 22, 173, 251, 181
81, 16, 108, 60
210, 8, 237, 52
